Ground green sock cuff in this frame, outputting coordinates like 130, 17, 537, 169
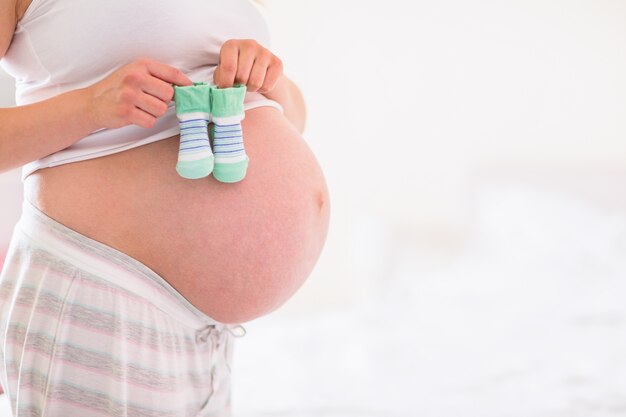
210, 85, 247, 117
174, 83, 212, 115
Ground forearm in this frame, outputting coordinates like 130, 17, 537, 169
0, 88, 99, 173
264, 75, 307, 134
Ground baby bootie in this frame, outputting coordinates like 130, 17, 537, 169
210, 85, 249, 183
174, 82, 213, 179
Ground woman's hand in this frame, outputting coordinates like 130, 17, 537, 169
213, 39, 307, 132
213, 39, 283, 94
86, 58, 193, 129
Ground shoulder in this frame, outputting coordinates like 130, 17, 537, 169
0, 0, 19, 58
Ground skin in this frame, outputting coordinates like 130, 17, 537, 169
1, 0, 331, 324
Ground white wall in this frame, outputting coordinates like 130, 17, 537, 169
259, 0, 626, 315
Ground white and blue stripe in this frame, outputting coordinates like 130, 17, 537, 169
177, 114, 212, 162
212, 123, 247, 163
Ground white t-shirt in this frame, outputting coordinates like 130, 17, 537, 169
0, 0, 283, 181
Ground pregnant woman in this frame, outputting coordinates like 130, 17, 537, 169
0, 0, 330, 415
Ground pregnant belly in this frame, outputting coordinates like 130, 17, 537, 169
25, 107, 330, 324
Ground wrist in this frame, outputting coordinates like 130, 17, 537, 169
263, 74, 291, 104
73, 86, 102, 133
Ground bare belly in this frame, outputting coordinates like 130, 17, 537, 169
24, 107, 330, 324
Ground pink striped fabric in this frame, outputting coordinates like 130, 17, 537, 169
0, 199, 246, 417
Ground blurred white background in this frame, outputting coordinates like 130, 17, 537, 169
2, 0, 626, 416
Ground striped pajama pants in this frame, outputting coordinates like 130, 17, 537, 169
0, 199, 246, 417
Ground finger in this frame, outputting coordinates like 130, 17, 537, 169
136, 92, 169, 118
246, 60, 268, 92
142, 76, 176, 103
143, 58, 192, 86
215, 41, 239, 88
258, 62, 282, 94
234, 49, 256, 86
130, 107, 158, 129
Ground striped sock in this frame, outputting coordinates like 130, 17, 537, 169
210, 85, 249, 183
174, 83, 213, 179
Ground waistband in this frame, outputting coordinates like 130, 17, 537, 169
16, 198, 246, 337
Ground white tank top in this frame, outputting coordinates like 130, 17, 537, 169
0, 0, 284, 181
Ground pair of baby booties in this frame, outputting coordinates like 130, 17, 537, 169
173, 83, 248, 183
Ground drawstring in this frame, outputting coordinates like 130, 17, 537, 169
195, 323, 247, 401
226, 324, 247, 338
196, 323, 247, 343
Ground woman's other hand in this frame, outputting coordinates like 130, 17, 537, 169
213, 39, 283, 94
86, 58, 193, 129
